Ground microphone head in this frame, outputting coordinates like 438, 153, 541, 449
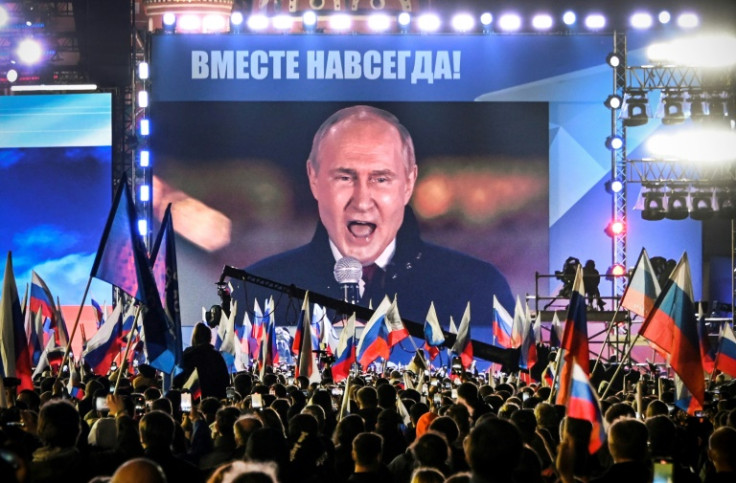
334, 256, 363, 284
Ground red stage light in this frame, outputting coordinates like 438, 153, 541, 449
606, 220, 626, 236
609, 264, 626, 277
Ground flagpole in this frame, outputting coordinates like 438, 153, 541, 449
546, 346, 565, 403
591, 306, 622, 375
55, 276, 92, 385
114, 306, 142, 395
600, 332, 643, 399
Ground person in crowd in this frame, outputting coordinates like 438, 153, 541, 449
173, 323, 230, 400
590, 418, 651, 483
348, 432, 393, 483
706, 426, 736, 482
139, 410, 203, 483
463, 418, 523, 483
109, 457, 166, 483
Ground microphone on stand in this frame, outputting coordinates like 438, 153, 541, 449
334, 256, 362, 304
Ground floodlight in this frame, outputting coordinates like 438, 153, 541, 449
139, 150, 150, 167
138, 219, 148, 236
498, 13, 522, 32
677, 12, 699, 29
661, 92, 685, 125
562, 11, 576, 26
140, 185, 151, 202
604, 94, 623, 110
272, 14, 294, 31
329, 13, 352, 32
690, 190, 714, 220
584, 14, 606, 30
666, 190, 689, 220
606, 52, 622, 68
417, 13, 441, 33
163, 13, 176, 33
606, 220, 626, 237
140, 118, 150, 136
480, 13, 493, 34
302, 11, 317, 33
138, 61, 149, 80
630, 12, 653, 30
605, 135, 624, 151
6, 69, 18, 83
623, 91, 649, 127
531, 14, 553, 31
451, 13, 475, 33
17, 38, 43, 64
398, 12, 411, 33
606, 179, 624, 194
642, 189, 666, 220
367, 13, 391, 32
658, 11, 671, 24
138, 90, 149, 108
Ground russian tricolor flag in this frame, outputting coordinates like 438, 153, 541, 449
567, 361, 606, 454
556, 264, 589, 405
1, 252, 34, 391
491, 295, 515, 348
356, 296, 391, 370
83, 301, 123, 376
332, 313, 356, 382
386, 297, 409, 347
620, 248, 661, 319
646, 253, 704, 415
423, 302, 445, 361
294, 294, 319, 382
715, 323, 736, 378
30, 271, 68, 347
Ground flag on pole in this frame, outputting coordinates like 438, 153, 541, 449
32, 336, 57, 379
250, 299, 264, 357
83, 301, 124, 376
91, 299, 104, 329
292, 295, 319, 355
567, 361, 606, 454
295, 294, 320, 383
356, 296, 392, 370
696, 303, 715, 374
332, 313, 357, 383
423, 302, 445, 361
148, 202, 183, 374
66, 361, 85, 400
714, 323, 736, 378
491, 296, 515, 348
30, 271, 68, 347
519, 309, 538, 372
448, 316, 457, 335
512, 296, 526, 348
217, 301, 238, 373
318, 305, 339, 356
549, 311, 562, 347
25, 305, 44, 366
556, 264, 589, 406
257, 299, 278, 378
386, 296, 409, 347
183, 367, 202, 400
451, 302, 473, 369
0, 252, 34, 390
650, 254, 704, 415
620, 248, 661, 318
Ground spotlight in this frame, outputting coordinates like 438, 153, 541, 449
606, 52, 623, 68
677, 12, 699, 29
604, 94, 623, 109
630, 12, 653, 30
607, 264, 627, 279
140, 185, 151, 202
605, 219, 626, 237
690, 190, 714, 220
6, 69, 18, 83
661, 92, 685, 125
138, 219, 148, 237
138, 61, 149, 80
140, 118, 150, 136
623, 91, 649, 127
498, 13, 522, 32
480, 13, 493, 33
272, 14, 294, 32
605, 135, 624, 151
642, 188, 666, 221
302, 11, 317, 33
562, 10, 577, 26
666, 190, 689, 220
658, 11, 671, 24
606, 179, 624, 194
716, 190, 735, 218
367, 13, 391, 32
139, 150, 150, 167
230, 11, 244, 30
16, 38, 43, 65
584, 14, 606, 31
398, 12, 411, 33
417, 13, 441, 33
137, 90, 149, 108
531, 14, 554, 31
163, 13, 176, 33
203, 14, 226, 33
179, 14, 202, 32
247, 13, 269, 32
451, 13, 475, 33
329, 13, 352, 32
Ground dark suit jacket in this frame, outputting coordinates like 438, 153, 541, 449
235, 208, 514, 358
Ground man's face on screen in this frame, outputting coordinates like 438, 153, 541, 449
308, 116, 417, 266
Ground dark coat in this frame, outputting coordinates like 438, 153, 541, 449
173, 343, 230, 400
236, 208, 514, 356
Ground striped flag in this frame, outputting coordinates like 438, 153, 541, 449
295, 294, 320, 383
386, 296, 409, 347
621, 248, 661, 319
567, 361, 606, 454
356, 296, 392, 370
451, 302, 473, 369
423, 302, 445, 361
332, 313, 356, 383
556, 264, 589, 406
183, 367, 202, 400
0, 252, 34, 390
492, 296, 515, 348
714, 323, 736, 378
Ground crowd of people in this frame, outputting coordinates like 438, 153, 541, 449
1, 322, 736, 483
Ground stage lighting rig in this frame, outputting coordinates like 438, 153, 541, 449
642, 186, 666, 221
623, 91, 649, 127
661, 92, 686, 125
665, 189, 689, 220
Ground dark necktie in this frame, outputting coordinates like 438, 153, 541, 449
362, 263, 383, 299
